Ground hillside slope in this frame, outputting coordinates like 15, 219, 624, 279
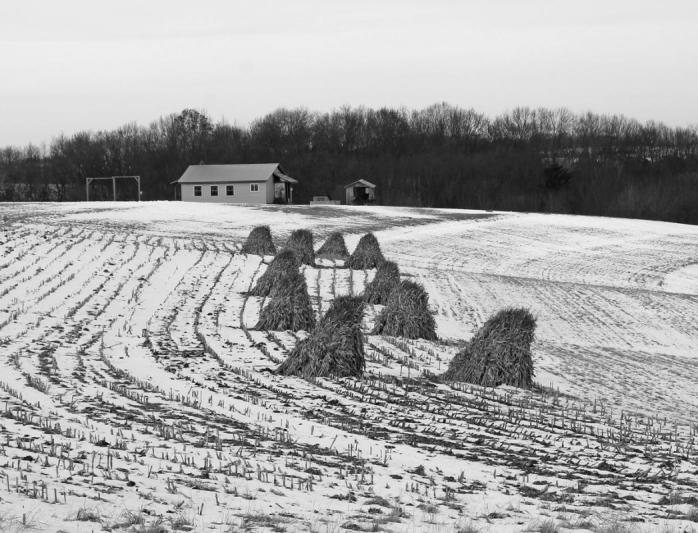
0, 202, 696, 532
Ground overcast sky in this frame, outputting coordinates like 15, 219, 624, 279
1, 0, 697, 147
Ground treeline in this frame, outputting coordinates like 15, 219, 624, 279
1, 104, 697, 224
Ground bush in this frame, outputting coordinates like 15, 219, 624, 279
249, 249, 300, 297
241, 225, 276, 256
316, 232, 349, 261
363, 260, 400, 305
277, 296, 365, 378
255, 270, 315, 332
285, 229, 315, 266
442, 308, 536, 388
347, 233, 384, 269
372, 280, 437, 340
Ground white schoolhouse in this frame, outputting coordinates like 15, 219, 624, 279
174, 163, 297, 204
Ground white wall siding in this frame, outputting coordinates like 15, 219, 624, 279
181, 182, 269, 204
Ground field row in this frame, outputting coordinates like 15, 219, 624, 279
0, 219, 697, 532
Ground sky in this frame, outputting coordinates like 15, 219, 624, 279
1, 0, 697, 147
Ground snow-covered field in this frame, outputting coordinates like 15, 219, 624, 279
0, 201, 697, 533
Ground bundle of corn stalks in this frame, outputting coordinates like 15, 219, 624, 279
249, 249, 300, 297
316, 232, 349, 261
442, 308, 536, 389
255, 270, 315, 332
363, 260, 400, 304
241, 225, 276, 256
322, 294, 365, 325
276, 296, 365, 378
372, 280, 437, 340
286, 229, 315, 266
346, 233, 384, 269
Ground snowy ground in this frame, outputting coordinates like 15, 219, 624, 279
0, 201, 696, 533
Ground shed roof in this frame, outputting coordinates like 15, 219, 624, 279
344, 179, 376, 189
174, 163, 297, 184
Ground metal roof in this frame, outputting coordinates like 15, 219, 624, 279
174, 163, 297, 184
344, 179, 376, 189
273, 168, 298, 184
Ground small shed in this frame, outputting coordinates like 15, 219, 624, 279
344, 179, 376, 205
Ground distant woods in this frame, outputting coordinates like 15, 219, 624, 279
1, 104, 697, 224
